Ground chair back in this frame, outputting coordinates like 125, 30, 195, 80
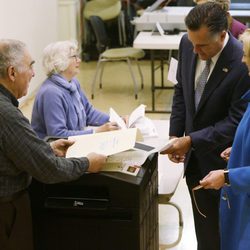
89, 15, 110, 54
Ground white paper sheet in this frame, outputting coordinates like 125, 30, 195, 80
128, 104, 146, 127
109, 104, 146, 129
66, 128, 137, 158
109, 108, 127, 129
168, 57, 178, 85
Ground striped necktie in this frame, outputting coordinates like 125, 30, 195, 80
195, 59, 212, 109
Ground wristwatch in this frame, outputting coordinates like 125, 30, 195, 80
224, 169, 230, 186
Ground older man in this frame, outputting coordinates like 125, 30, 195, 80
0, 39, 107, 250
162, 3, 250, 250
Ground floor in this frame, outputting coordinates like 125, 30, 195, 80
20, 59, 197, 249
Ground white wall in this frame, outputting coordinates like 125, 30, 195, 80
0, 0, 58, 104
58, 0, 81, 45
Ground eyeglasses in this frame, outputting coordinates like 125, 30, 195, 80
69, 54, 81, 61
192, 185, 231, 219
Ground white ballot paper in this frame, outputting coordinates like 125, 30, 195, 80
102, 138, 178, 176
109, 104, 158, 137
109, 104, 146, 129
66, 128, 137, 158
168, 57, 178, 85
142, 137, 178, 153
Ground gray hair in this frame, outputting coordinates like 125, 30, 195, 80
0, 39, 27, 78
42, 40, 78, 76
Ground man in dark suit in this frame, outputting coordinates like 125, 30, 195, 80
162, 2, 250, 250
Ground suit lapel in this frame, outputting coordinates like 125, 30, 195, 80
195, 35, 233, 114
187, 50, 197, 116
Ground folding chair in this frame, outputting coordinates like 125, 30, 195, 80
158, 154, 184, 249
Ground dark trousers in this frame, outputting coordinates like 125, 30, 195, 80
186, 160, 221, 250
0, 191, 33, 250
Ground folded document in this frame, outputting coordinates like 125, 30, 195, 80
66, 128, 137, 158
109, 104, 158, 137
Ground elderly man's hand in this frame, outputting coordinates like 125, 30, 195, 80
50, 139, 75, 157
161, 136, 192, 163
87, 153, 107, 173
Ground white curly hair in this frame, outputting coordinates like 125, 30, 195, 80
42, 40, 78, 76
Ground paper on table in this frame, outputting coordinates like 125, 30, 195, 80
168, 57, 178, 85
156, 21, 165, 37
66, 128, 137, 158
102, 149, 150, 176
103, 161, 141, 176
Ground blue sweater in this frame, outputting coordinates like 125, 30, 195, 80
31, 75, 109, 139
220, 90, 250, 250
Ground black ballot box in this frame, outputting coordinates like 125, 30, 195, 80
30, 152, 158, 250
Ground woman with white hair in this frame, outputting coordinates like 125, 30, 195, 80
193, 0, 246, 39
31, 40, 118, 139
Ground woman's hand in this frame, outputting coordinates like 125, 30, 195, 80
95, 122, 119, 133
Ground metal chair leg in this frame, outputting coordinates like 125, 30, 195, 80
118, 12, 126, 46
135, 59, 144, 89
91, 57, 102, 99
127, 58, 138, 99
99, 61, 105, 89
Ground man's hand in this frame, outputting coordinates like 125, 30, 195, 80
199, 170, 225, 190
87, 153, 107, 173
95, 122, 119, 133
50, 139, 75, 157
161, 136, 192, 163
220, 147, 232, 162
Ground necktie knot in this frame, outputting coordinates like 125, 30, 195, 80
206, 59, 211, 68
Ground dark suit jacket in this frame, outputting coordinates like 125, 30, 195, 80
169, 33, 250, 177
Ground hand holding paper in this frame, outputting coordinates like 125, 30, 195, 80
66, 128, 137, 158
159, 138, 178, 153
87, 152, 107, 173
160, 136, 192, 163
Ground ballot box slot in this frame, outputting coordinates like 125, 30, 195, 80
44, 203, 134, 221
44, 185, 109, 200
45, 197, 109, 210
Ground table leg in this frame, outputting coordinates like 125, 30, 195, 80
151, 50, 155, 112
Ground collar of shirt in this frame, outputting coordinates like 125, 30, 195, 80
0, 84, 19, 107
195, 32, 230, 88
